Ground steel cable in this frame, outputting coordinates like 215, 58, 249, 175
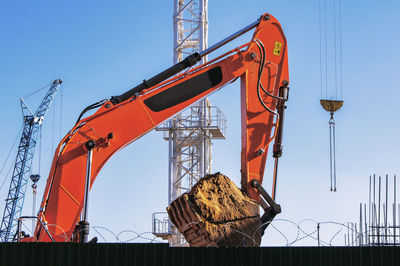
0, 126, 23, 192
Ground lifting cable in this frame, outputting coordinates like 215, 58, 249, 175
338, 0, 343, 99
51, 96, 56, 153
319, 0, 344, 191
0, 126, 23, 192
324, 0, 328, 98
23, 83, 53, 113
21, 82, 52, 100
58, 83, 63, 141
39, 125, 42, 177
319, 0, 323, 99
333, 0, 338, 99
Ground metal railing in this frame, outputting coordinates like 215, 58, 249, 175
152, 212, 169, 237
16, 216, 55, 242
157, 103, 227, 140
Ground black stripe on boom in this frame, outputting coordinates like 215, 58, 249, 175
144, 66, 223, 112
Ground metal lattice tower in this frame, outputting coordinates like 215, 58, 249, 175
153, 0, 226, 246
0, 79, 62, 242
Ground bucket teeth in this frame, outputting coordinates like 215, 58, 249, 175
167, 173, 262, 247
168, 194, 212, 246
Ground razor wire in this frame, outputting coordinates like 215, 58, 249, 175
13, 217, 369, 246
88, 219, 363, 246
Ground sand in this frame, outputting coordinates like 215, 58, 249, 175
167, 173, 261, 247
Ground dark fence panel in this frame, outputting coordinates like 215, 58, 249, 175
0, 243, 399, 266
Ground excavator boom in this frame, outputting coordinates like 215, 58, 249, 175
28, 13, 288, 243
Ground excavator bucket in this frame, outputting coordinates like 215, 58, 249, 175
167, 173, 262, 247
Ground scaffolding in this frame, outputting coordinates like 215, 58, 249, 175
345, 174, 400, 246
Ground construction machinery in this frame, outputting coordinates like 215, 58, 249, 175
19, 13, 289, 246
0, 79, 62, 242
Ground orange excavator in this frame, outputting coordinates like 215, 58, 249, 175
19, 13, 289, 244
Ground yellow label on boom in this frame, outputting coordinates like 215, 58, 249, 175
273, 41, 282, 56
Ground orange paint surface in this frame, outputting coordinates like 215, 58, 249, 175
33, 13, 289, 242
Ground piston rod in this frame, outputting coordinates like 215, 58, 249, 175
110, 16, 262, 104
198, 18, 261, 58
79, 140, 95, 243
271, 82, 289, 200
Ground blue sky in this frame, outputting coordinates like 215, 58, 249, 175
1, 0, 400, 245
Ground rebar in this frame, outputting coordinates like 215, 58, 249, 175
359, 203, 363, 245
359, 174, 399, 246
378, 176, 381, 245
385, 174, 388, 244
394, 175, 397, 244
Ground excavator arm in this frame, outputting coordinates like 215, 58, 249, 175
28, 13, 288, 242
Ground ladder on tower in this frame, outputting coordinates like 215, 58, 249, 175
0, 79, 62, 242
152, 0, 226, 247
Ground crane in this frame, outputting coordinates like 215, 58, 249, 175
0, 79, 62, 242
